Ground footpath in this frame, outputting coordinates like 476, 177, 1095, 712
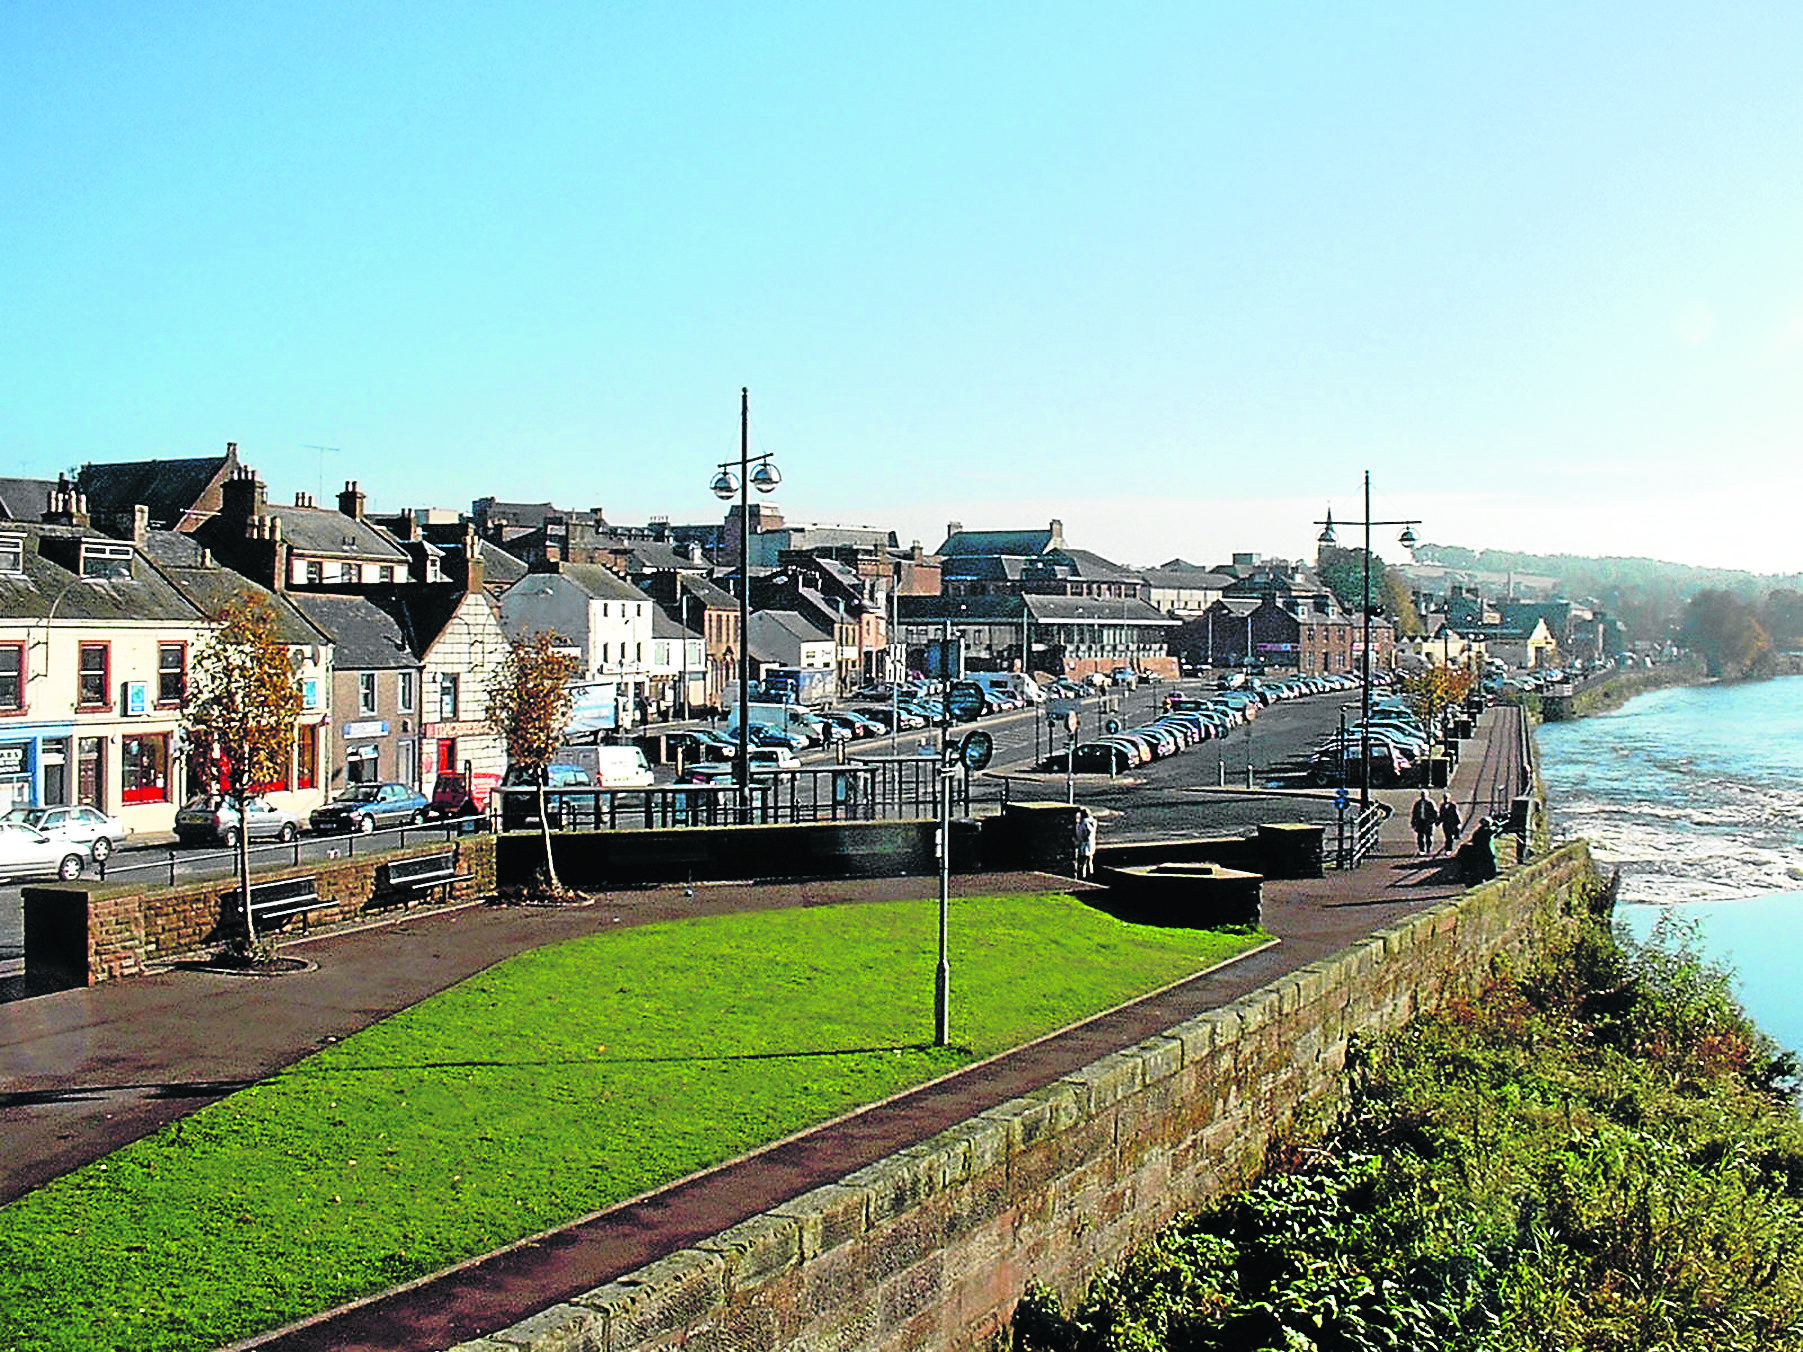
0, 705, 1526, 1352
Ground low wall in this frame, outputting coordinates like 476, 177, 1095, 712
457, 841, 1599, 1352
22, 837, 497, 991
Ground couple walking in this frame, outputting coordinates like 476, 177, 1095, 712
1410, 790, 1462, 856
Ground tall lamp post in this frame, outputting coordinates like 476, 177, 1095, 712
1315, 472, 1420, 811
711, 388, 781, 815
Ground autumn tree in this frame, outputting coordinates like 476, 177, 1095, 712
1317, 546, 1422, 636
486, 630, 580, 892
183, 594, 305, 946
1397, 665, 1477, 734
1680, 590, 1772, 678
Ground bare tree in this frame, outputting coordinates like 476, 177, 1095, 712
486, 630, 580, 892
183, 595, 304, 947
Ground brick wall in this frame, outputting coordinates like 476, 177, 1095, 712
22, 835, 497, 990
452, 841, 1599, 1352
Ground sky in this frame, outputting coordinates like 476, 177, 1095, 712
4, 3, 1801, 575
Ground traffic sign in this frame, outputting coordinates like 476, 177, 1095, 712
946, 681, 986, 722
960, 730, 995, 772
1335, 787, 1350, 813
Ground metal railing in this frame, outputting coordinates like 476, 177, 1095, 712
492, 759, 966, 833
95, 818, 478, 889
1330, 803, 1389, 870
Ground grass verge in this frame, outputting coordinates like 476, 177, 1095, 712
1, 892, 1264, 1352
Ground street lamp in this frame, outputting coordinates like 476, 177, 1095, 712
1315, 471, 1420, 812
710, 387, 781, 815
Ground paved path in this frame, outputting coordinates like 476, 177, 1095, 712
1, 706, 1524, 1352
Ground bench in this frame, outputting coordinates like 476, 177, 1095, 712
242, 875, 324, 932
379, 849, 473, 906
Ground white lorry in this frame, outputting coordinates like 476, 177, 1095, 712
724, 701, 820, 745
967, 672, 1045, 706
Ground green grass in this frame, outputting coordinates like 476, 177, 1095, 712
0, 893, 1265, 1352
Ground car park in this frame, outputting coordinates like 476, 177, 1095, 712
0, 820, 89, 881
174, 794, 304, 847
309, 782, 433, 834
2, 804, 129, 862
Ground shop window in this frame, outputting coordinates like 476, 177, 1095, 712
346, 743, 378, 784
296, 723, 318, 790
358, 672, 377, 715
157, 643, 186, 705
78, 644, 109, 708
0, 643, 22, 711
121, 734, 169, 805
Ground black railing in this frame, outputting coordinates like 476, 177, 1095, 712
1331, 803, 1389, 870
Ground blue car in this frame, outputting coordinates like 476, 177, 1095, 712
309, 781, 433, 834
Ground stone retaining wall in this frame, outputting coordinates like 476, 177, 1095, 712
453, 841, 1599, 1352
22, 836, 497, 990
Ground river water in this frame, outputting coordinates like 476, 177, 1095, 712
1539, 675, 1803, 1052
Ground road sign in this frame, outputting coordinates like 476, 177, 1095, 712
1104, 718, 1121, 735
960, 730, 995, 772
946, 681, 985, 722
1335, 787, 1350, 813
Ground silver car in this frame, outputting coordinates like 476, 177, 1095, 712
173, 795, 304, 848
3, 804, 130, 862
0, 821, 88, 881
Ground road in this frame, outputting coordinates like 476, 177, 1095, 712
0, 681, 1359, 972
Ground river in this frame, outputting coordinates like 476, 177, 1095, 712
1539, 674, 1803, 1052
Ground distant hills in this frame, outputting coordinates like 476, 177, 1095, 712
1413, 544, 1803, 640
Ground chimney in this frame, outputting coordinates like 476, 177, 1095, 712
946, 521, 962, 541
458, 522, 485, 596
294, 491, 315, 508
337, 480, 366, 521
42, 474, 91, 529
132, 504, 149, 542
1049, 518, 1064, 548
220, 465, 267, 523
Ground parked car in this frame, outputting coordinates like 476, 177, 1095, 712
174, 794, 304, 847
2, 804, 129, 862
309, 782, 432, 834
0, 820, 89, 881
499, 764, 595, 830
425, 773, 484, 820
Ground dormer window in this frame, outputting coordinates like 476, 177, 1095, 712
80, 541, 133, 579
0, 535, 22, 575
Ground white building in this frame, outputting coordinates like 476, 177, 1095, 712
499, 563, 655, 734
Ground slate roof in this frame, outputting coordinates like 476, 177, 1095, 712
1019, 595, 1178, 626
531, 562, 646, 603
261, 505, 412, 561
651, 607, 698, 640
156, 562, 329, 645
936, 527, 1057, 558
0, 524, 204, 624
0, 477, 57, 521
290, 594, 419, 668
1039, 549, 1142, 583
77, 452, 237, 530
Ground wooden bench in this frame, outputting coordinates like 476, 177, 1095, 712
379, 849, 473, 907
243, 875, 324, 932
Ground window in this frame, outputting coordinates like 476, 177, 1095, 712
295, 722, 318, 790
0, 536, 22, 575
338, 561, 356, 583
121, 734, 169, 805
379, 565, 396, 583
439, 672, 459, 721
305, 560, 324, 585
79, 541, 133, 579
358, 672, 377, 715
397, 670, 416, 712
0, 643, 21, 711
157, 643, 186, 705
346, 744, 378, 784
78, 643, 109, 707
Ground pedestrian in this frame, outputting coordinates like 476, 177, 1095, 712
1437, 794, 1463, 855
1409, 790, 1437, 856
1075, 809, 1097, 880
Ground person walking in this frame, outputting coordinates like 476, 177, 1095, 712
1409, 790, 1437, 856
1437, 794, 1463, 855
1075, 809, 1097, 880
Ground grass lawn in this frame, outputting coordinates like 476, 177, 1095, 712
0, 892, 1266, 1351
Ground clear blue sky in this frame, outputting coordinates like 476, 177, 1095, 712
4, 3, 1800, 573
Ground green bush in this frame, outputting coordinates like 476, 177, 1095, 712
1012, 912, 1803, 1352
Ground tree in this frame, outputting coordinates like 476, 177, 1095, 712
1680, 590, 1772, 678
486, 630, 580, 892
1319, 545, 1422, 636
1397, 665, 1476, 735
183, 595, 304, 947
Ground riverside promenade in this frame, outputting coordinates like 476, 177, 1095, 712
1, 705, 1527, 1352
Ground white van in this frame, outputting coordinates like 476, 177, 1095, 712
968, 672, 1045, 705
592, 745, 655, 788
